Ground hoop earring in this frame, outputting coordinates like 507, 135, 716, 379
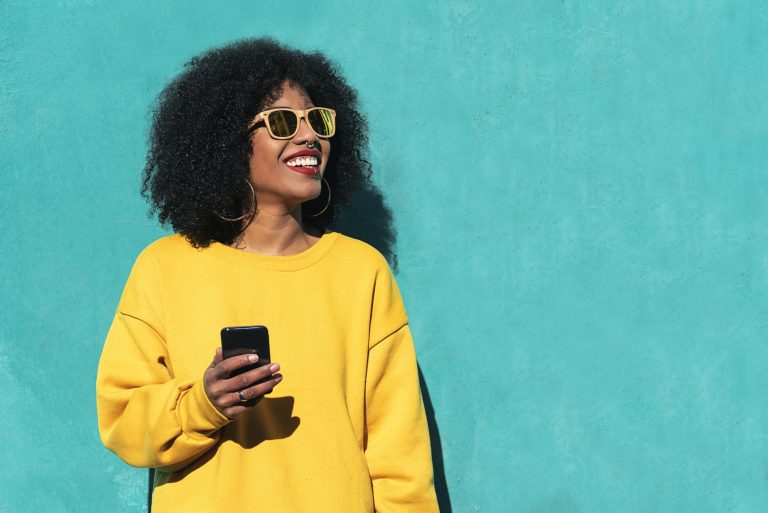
305, 177, 331, 218
215, 179, 256, 222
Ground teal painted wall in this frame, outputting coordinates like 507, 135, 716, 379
2, 1, 767, 511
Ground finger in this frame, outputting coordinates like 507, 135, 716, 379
214, 347, 223, 365
226, 373, 283, 406
233, 374, 283, 403
222, 404, 251, 419
221, 362, 280, 393
246, 373, 283, 398
263, 373, 282, 395
208, 350, 218, 369
215, 353, 261, 379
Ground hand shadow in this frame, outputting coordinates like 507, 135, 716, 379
152, 396, 300, 493
225, 395, 301, 448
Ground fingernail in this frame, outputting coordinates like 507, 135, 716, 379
248, 354, 259, 362
269, 363, 280, 372
274, 375, 283, 382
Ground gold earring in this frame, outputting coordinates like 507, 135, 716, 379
215, 179, 256, 222
304, 177, 331, 218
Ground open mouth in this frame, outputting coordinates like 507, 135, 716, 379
283, 151, 321, 176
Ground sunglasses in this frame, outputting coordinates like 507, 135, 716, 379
247, 107, 336, 139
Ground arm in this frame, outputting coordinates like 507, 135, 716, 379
364, 264, 440, 512
95, 252, 231, 471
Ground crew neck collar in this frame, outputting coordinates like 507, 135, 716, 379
207, 229, 339, 271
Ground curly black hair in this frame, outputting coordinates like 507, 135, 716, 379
141, 37, 371, 247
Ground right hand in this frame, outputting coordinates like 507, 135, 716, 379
204, 348, 283, 419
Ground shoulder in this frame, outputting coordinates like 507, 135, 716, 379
131, 234, 196, 273
115, 235, 192, 313
330, 232, 391, 272
331, 232, 405, 308
140, 233, 192, 254
331, 234, 409, 343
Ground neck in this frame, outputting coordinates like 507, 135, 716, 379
232, 207, 320, 256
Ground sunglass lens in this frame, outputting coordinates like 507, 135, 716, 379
267, 110, 299, 138
307, 108, 335, 137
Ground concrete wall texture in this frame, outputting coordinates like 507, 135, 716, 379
2, 1, 767, 512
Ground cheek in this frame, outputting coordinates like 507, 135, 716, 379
323, 142, 332, 165
250, 138, 288, 171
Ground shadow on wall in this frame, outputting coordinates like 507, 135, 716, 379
419, 366, 453, 513
336, 181, 452, 512
334, 180, 399, 272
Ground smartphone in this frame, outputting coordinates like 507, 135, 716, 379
220, 325, 271, 380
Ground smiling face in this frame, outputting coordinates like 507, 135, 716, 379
248, 81, 331, 214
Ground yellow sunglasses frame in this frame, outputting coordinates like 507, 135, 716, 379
247, 107, 337, 139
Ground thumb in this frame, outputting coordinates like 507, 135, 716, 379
210, 347, 223, 368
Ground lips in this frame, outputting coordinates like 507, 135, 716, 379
283, 149, 321, 176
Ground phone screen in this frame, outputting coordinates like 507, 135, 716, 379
220, 325, 270, 378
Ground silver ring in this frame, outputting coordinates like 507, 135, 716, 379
238, 390, 247, 403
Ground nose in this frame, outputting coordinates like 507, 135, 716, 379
292, 114, 317, 144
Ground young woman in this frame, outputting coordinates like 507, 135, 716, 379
96, 38, 439, 512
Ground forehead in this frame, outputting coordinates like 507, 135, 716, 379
265, 81, 314, 109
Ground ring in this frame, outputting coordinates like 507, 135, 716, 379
238, 390, 247, 403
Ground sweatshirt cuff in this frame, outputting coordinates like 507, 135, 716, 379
179, 379, 232, 436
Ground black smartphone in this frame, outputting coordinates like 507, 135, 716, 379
220, 325, 271, 380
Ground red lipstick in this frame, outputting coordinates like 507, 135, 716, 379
283, 149, 321, 177
283, 149, 321, 162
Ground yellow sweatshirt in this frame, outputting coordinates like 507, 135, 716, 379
96, 231, 439, 513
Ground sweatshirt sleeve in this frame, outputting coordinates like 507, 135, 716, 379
364, 263, 440, 513
95, 249, 231, 471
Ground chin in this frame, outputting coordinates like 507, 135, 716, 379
289, 184, 322, 206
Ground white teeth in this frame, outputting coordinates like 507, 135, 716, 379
286, 156, 318, 167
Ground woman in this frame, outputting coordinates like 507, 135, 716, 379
96, 38, 439, 512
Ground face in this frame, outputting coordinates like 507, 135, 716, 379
248, 81, 332, 213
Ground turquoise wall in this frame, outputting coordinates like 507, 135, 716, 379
2, 1, 767, 511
